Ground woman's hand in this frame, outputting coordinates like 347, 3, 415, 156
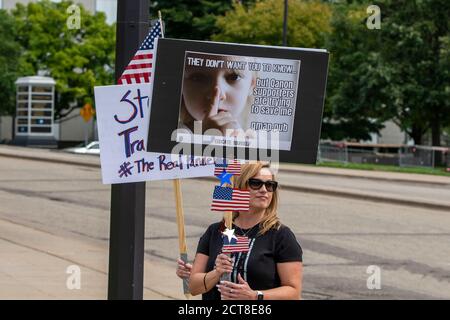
214, 253, 234, 276
203, 87, 241, 135
176, 258, 192, 280
217, 274, 257, 300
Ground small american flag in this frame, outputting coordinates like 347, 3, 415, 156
222, 235, 250, 253
211, 186, 250, 212
214, 159, 241, 176
118, 21, 162, 85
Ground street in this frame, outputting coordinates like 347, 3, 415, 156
0, 153, 449, 299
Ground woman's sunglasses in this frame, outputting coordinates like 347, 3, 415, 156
248, 178, 278, 192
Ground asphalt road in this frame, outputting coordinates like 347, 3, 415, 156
0, 154, 449, 299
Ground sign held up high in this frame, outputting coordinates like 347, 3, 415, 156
147, 38, 329, 164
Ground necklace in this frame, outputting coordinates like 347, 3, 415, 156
234, 223, 259, 237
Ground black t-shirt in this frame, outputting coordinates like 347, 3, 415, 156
196, 222, 303, 300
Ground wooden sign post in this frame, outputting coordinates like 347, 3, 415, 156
173, 179, 191, 299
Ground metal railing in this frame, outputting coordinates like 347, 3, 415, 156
317, 142, 449, 168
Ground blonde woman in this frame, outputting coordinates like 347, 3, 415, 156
185, 162, 303, 300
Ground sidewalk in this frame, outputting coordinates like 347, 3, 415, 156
0, 217, 198, 300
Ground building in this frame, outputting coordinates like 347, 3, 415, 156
369, 120, 413, 145
0, 0, 117, 24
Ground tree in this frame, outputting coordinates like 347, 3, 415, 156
0, 10, 21, 115
212, 0, 331, 48
323, 2, 391, 141
12, 0, 116, 119
151, 0, 256, 40
379, 0, 449, 146
325, 0, 450, 145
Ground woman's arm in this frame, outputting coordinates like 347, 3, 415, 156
188, 253, 233, 296
219, 261, 303, 300
263, 261, 303, 300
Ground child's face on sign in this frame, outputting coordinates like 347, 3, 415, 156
182, 56, 255, 123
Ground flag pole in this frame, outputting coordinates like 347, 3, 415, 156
221, 175, 235, 285
224, 212, 233, 230
158, 10, 164, 38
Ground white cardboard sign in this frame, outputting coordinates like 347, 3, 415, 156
94, 84, 214, 184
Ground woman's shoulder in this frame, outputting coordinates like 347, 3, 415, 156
202, 221, 224, 236
208, 221, 224, 230
268, 224, 297, 240
278, 224, 294, 233
265, 223, 292, 234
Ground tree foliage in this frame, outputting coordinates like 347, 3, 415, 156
12, 0, 115, 118
0, 10, 21, 115
323, 2, 390, 141
325, 0, 450, 145
212, 0, 331, 48
151, 0, 256, 40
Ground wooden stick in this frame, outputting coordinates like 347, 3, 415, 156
173, 179, 191, 299
224, 174, 235, 229
220, 210, 234, 285
224, 211, 233, 230
158, 10, 164, 37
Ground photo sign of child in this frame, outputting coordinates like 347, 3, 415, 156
147, 38, 329, 164
177, 52, 301, 151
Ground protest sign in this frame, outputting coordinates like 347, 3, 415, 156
94, 83, 214, 184
147, 38, 329, 164
178, 51, 300, 151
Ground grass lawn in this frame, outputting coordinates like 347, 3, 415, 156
316, 161, 450, 177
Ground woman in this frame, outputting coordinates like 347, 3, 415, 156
179, 53, 257, 136
182, 162, 303, 300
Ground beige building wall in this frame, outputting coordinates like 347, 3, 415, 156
56, 108, 96, 142
0, 116, 13, 142
378, 120, 407, 145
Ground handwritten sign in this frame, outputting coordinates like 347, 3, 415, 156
94, 84, 214, 184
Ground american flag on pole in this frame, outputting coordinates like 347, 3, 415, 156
214, 159, 241, 176
117, 21, 162, 85
222, 235, 250, 253
211, 186, 250, 212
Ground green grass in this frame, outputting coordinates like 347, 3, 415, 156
316, 161, 450, 177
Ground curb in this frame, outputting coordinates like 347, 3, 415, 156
280, 184, 450, 212
0, 151, 100, 169
1, 148, 449, 212
278, 167, 450, 187
198, 177, 450, 212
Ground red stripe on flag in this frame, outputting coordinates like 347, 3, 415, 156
133, 53, 153, 60
125, 63, 152, 70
